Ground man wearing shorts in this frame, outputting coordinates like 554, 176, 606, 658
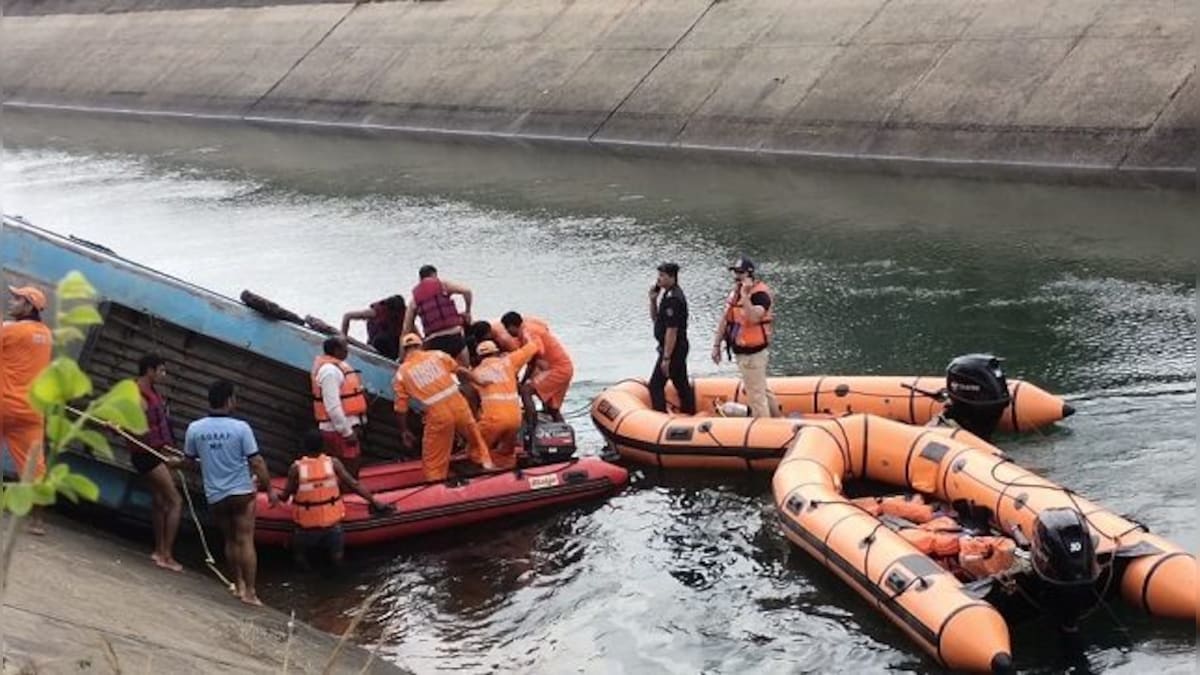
133, 354, 183, 572
402, 265, 473, 366
500, 312, 574, 422
178, 380, 280, 606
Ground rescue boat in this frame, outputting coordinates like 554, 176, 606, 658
592, 355, 1073, 470
772, 413, 1196, 673
255, 454, 628, 548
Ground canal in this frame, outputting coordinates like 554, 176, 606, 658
3, 109, 1195, 674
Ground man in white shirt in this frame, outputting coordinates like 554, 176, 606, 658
311, 336, 369, 477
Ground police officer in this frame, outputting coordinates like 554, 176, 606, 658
648, 262, 696, 414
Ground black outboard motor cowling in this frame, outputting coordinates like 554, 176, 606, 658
526, 421, 578, 465
1029, 508, 1102, 633
1031, 508, 1100, 586
943, 354, 1011, 440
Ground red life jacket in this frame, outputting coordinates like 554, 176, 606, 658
137, 381, 174, 451
366, 299, 402, 343
412, 278, 461, 335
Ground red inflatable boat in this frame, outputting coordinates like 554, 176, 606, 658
254, 455, 628, 548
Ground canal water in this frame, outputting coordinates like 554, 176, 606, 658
3, 110, 1196, 674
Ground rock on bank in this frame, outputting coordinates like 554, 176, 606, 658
2, 0, 1195, 186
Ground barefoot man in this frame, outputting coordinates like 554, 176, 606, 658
133, 354, 183, 572
176, 380, 280, 605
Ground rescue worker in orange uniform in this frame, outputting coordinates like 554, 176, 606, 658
711, 257, 777, 418
471, 338, 542, 468
393, 334, 495, 481
278, 429, 392, 571
1, 286, 53, 536
500, 312, 574, 422
311, 336, 369, 478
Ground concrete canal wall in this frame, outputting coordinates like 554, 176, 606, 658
3, 0, 1195, 186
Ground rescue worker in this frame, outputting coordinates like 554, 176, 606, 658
711, 256, 776, 418
393, 334, 495, 481
133, 354, 183, 572
176, 380, 280, 606
500, 312, 574, 422
471, 338, 542, 468
340, 295, 406, 360
278, 429, 392, 571
1, 285, 53, 536
311, 336, 368, 478
402, 265, 473, 365
648, 262, 696, 415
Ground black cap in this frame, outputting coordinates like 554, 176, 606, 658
728, 256, 755, 273
657, 262, 680, 277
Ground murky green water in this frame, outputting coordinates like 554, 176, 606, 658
3, 110, 1195, 674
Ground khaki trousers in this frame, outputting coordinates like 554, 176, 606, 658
734, 349, 772, 417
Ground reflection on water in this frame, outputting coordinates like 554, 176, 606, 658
1, 110, 1195, 674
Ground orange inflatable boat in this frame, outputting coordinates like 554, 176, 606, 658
592, 355, 1073, 470
772, 413, 1196, 673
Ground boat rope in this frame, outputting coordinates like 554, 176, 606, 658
65, 405, 237, 592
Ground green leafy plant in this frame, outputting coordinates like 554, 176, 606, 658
1, 271, 148, 515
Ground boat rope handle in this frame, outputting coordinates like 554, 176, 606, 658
65, 405, 237, 592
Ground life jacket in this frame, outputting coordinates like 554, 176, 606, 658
137, 381, 174, 451
958, 536, 1017, 579
854, 494, 935, 523
412, 278, 461, 335
311, 356, 368, 423
398, 350, 462, 410
724, 280, 774, 351
473, 341, 541, 416
898, 527, 962, 558
366, 299, 402, 343
292, 454, 345, 529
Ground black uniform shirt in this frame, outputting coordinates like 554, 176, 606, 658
655, 286, 689, 346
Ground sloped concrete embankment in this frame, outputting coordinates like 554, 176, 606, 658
3, 0, 1195, 186
0, 515, 404, 674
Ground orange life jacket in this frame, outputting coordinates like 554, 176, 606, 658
292, 454, 345, 529
958, 536, 1017, 579
311, 355, 368, 423
854, 494, 935, 523
724, 280, 774, 350
473, 341, 541, 416
898, 525, 962, 558
394, 350, 462, 414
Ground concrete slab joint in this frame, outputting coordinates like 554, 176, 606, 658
0, 0, 1194, 188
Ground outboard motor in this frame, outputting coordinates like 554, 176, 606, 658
1029, 508, 1102, 641
942, 354, 1011, 440
525, 421, 578, 465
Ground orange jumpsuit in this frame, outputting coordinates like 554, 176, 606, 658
0, 320, 52, 480
473, 340, 542, 468
393, 350, 492, 481
518, 318, 574, 410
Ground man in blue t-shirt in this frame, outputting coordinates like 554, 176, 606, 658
176, 379, 280, 606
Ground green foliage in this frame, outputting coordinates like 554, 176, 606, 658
2, 271, 143, 516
